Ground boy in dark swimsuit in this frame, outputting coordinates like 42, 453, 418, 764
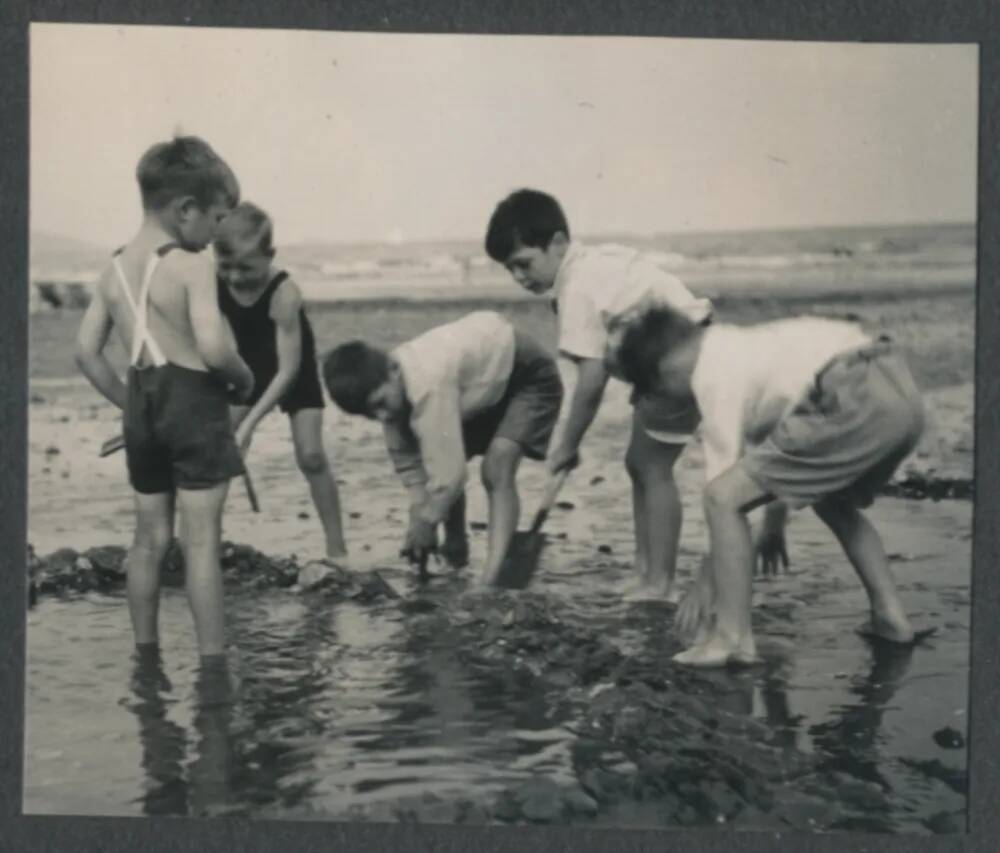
75, 136, 253, 659
214, 202, 349, 563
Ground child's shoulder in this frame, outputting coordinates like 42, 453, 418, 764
268, 271, 304, 320
159, 245, 215, 283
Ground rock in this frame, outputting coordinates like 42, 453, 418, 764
298, 512, 310, 520
297, 560, 339, 589
562, 786, 598, 816
352, 571, 401, 602
469, 521, 488, 531
556, 501, 575, 510
452, 799, 490, 825
45, 445, 61, 456
84, 545, 127, 578
514, 778, 563, 822
589, 476, 605, 485
932, 726, 965, 749
597, 544, 613, 555
923, 810, 963, 833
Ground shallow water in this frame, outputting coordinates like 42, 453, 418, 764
24, 495, 970, 831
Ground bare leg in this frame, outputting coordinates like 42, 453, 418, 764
441, 492, 470, 569
814, 499, 914, 642
674, 466, 768, 667
290, 408, 348, 560
177, 483, 230, 658
479, 437, 523, 586
127, 491, 174, 648
624, 415, 685, 602
228, 405, 250, 431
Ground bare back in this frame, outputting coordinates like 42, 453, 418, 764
96, 241, 215, 372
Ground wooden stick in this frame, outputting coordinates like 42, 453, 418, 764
99, 431, 260, 513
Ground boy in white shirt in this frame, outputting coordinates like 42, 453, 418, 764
485, 189, 712, 601
617, 306, 925, 667
322, 311, 563, 586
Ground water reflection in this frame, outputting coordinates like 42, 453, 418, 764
810, 641, 916, 788
128, 647, 188, 815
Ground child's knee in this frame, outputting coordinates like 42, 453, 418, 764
626, 439, 679, 484
296, 448, 329, 476
703, 477, 740, 515
134, 523, 172, 558
481, 443, 520, 490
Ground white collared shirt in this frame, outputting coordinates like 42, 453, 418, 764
554, 242, 712, 374
691, 318, 872, 481
383, 310, 516, 522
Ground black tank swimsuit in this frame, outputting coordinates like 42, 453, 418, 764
217, 271, 324, 413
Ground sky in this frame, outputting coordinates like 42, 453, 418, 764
30, 24, 978, 247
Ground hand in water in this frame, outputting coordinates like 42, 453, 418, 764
674, 585, 707, 639
754, 526, 789, 577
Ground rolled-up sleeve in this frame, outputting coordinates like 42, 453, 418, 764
383, 420, 427, 488
409, 381, 467, 524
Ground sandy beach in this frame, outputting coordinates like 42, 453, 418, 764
22, 283, 973, 830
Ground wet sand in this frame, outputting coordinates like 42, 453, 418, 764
24, 289, 973, 829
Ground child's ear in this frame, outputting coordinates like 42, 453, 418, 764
176, 196, 200, 220
548, 231, 569, 252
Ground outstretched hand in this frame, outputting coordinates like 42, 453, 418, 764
675, 584, 706, 640
401, 511, 438, 567
754, 526, 789, 577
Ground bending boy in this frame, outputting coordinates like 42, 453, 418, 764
322, 311, 563, 586
215, 202, 349, 562
485, 189, 712, 601
618, 306, 925, 667
75, 136, 254, 659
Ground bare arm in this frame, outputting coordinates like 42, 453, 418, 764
180, 254, 253, 396
548, 355, 608, 472
237, 280, 303, 439
74, 288, 126, 409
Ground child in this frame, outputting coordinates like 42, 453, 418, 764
485, 189, 712, 601
74, 136, 254, 659
214, 202, 349, 563
322, 311, 563, 586
617, 306, 925, 667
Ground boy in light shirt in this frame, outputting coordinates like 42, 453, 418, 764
485, 189, 712, 601
617, 306, 925, 667
321, 311, 563, 586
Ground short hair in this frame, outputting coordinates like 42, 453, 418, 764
616, 307, 702, 394
484, 189, 570, 262
214, 202, 274, 255
322, 341, 391, 416
136, 135, 240, 211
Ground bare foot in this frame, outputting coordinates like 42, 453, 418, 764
858, 608, 916, 644
624, 578, 679, 603
672, 633, 761, 668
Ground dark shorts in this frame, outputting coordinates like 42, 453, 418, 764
124, 364, 245, 494
247, 353, 325, 415
629, 388, 701, 444
462, 330, 564, 461
742, 338, 925, 509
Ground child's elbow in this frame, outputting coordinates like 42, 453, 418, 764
73, 343, 94, 372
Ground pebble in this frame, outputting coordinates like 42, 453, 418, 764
932, 726, 965, 749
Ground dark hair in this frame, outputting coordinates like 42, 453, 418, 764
322, 341, 391, 416
136, 135, 240, 211
617, 307, 701, 394
484, 189, 570, 262
214, 202, 274, 255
